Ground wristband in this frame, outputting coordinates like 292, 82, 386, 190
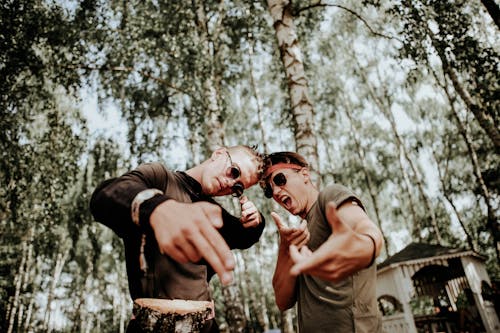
362, 233, 376, 268
131, 189, 164, 227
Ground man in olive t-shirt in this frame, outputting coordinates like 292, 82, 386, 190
260, 151, 384, 332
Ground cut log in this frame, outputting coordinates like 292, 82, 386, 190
133, 298, 213, 333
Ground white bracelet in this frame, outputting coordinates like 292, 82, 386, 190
131, 189, 163, 226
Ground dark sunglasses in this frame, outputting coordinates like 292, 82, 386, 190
228, 165, 241, 180
231, 182, 244, 198
225, 151, 241, 180
225, 151, 243, 197
264, 172, 287, 198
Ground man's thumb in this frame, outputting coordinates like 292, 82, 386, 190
325, 202, 345, 233
271, 212, 284, 230
239, 195, 248, 205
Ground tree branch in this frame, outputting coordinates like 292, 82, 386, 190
63, 64, 195, 99
295, 2, 402, 42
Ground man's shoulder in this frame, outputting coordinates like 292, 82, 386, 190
318, 183, 363, 208
321, 183, 354, 197
136, 162, 170, 174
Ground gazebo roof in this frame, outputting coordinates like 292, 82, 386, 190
377, 242, 483, 272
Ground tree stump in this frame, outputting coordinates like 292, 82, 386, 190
133, 298, 213, 333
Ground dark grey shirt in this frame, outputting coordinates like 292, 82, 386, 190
90, 162, 265, 301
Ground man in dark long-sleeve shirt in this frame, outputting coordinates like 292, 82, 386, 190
90, 145, 265, 332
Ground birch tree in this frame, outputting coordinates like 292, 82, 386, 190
267, 0, 319, 183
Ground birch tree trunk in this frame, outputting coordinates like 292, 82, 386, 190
432, 148, 476, 251
437, 47, 500, 151
356, 62, 443, 244
248, 35, 269, 154
193, 0, 226, 151
267, 0, 319, 184
396, 147, 422, 241
44, 248, 70, 332
280, 310, 294, 333
19, 238, 35, 332
431, 60, 500, 261
420, 6, 500, 152
119, 267, 129, 333
23, 297, 34, 332
255, 246, 271, 331
426, 62, 499, 259
221, 279, 247, 333
343, 99, 390, 257
191, 3, 249, 330
241, 246, 270, 332
7, 230, 32, 333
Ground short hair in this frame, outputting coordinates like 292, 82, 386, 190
227, 145, 265, 179
260, 151, 309, 198
263, 151, 309, 176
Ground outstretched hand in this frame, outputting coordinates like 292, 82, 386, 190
150, 200, 235, 285
239, 195, 261, 228
289, 202, 373, 283
271, 212, 310, 249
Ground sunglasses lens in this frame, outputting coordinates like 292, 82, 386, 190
229, 166, 240, 179
232, 183, 244, 197
264, 184, 273, 198
273, 173, 287, 186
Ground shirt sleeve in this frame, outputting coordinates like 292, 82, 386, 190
319, 184, 366, 212
219, 207, 266, 250
89, 162, 171, 237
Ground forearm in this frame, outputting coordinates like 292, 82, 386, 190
89, 163, 169, 236
219, 209, 265, 249
90, 177, 141, 236
272, 243, 298, 311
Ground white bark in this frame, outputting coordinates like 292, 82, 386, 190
44, 248, 70, 332
7, 234, 30, 333
267, 0, 320, 184
193, 0, 226, 150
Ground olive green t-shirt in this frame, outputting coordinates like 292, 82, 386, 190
297, 184, 382, 333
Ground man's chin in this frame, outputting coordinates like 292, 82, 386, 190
283, 204, 296, 215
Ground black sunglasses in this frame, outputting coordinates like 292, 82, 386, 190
264, 172, 287, 198
226, 151, 243, 197
231, 182, 244, 198
226, 151, 241, 180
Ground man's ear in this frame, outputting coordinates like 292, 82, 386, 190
301, 167, 310, 182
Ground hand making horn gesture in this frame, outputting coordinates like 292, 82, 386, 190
289, 202, 378, 283
271, 211, 310, 249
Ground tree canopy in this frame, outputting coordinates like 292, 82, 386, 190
1, 0, 498, 331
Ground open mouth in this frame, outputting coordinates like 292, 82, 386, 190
280, 195, 292, 209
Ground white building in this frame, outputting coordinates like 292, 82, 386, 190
377, 243, 500, 333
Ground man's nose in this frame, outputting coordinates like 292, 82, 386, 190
272, 185, 281, 196
225, 177, 237, 187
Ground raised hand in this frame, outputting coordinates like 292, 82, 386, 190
271, 212, 310, 248
150, 200, 235, 285
289, 202, 374, 283
239, 195, 261, 228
